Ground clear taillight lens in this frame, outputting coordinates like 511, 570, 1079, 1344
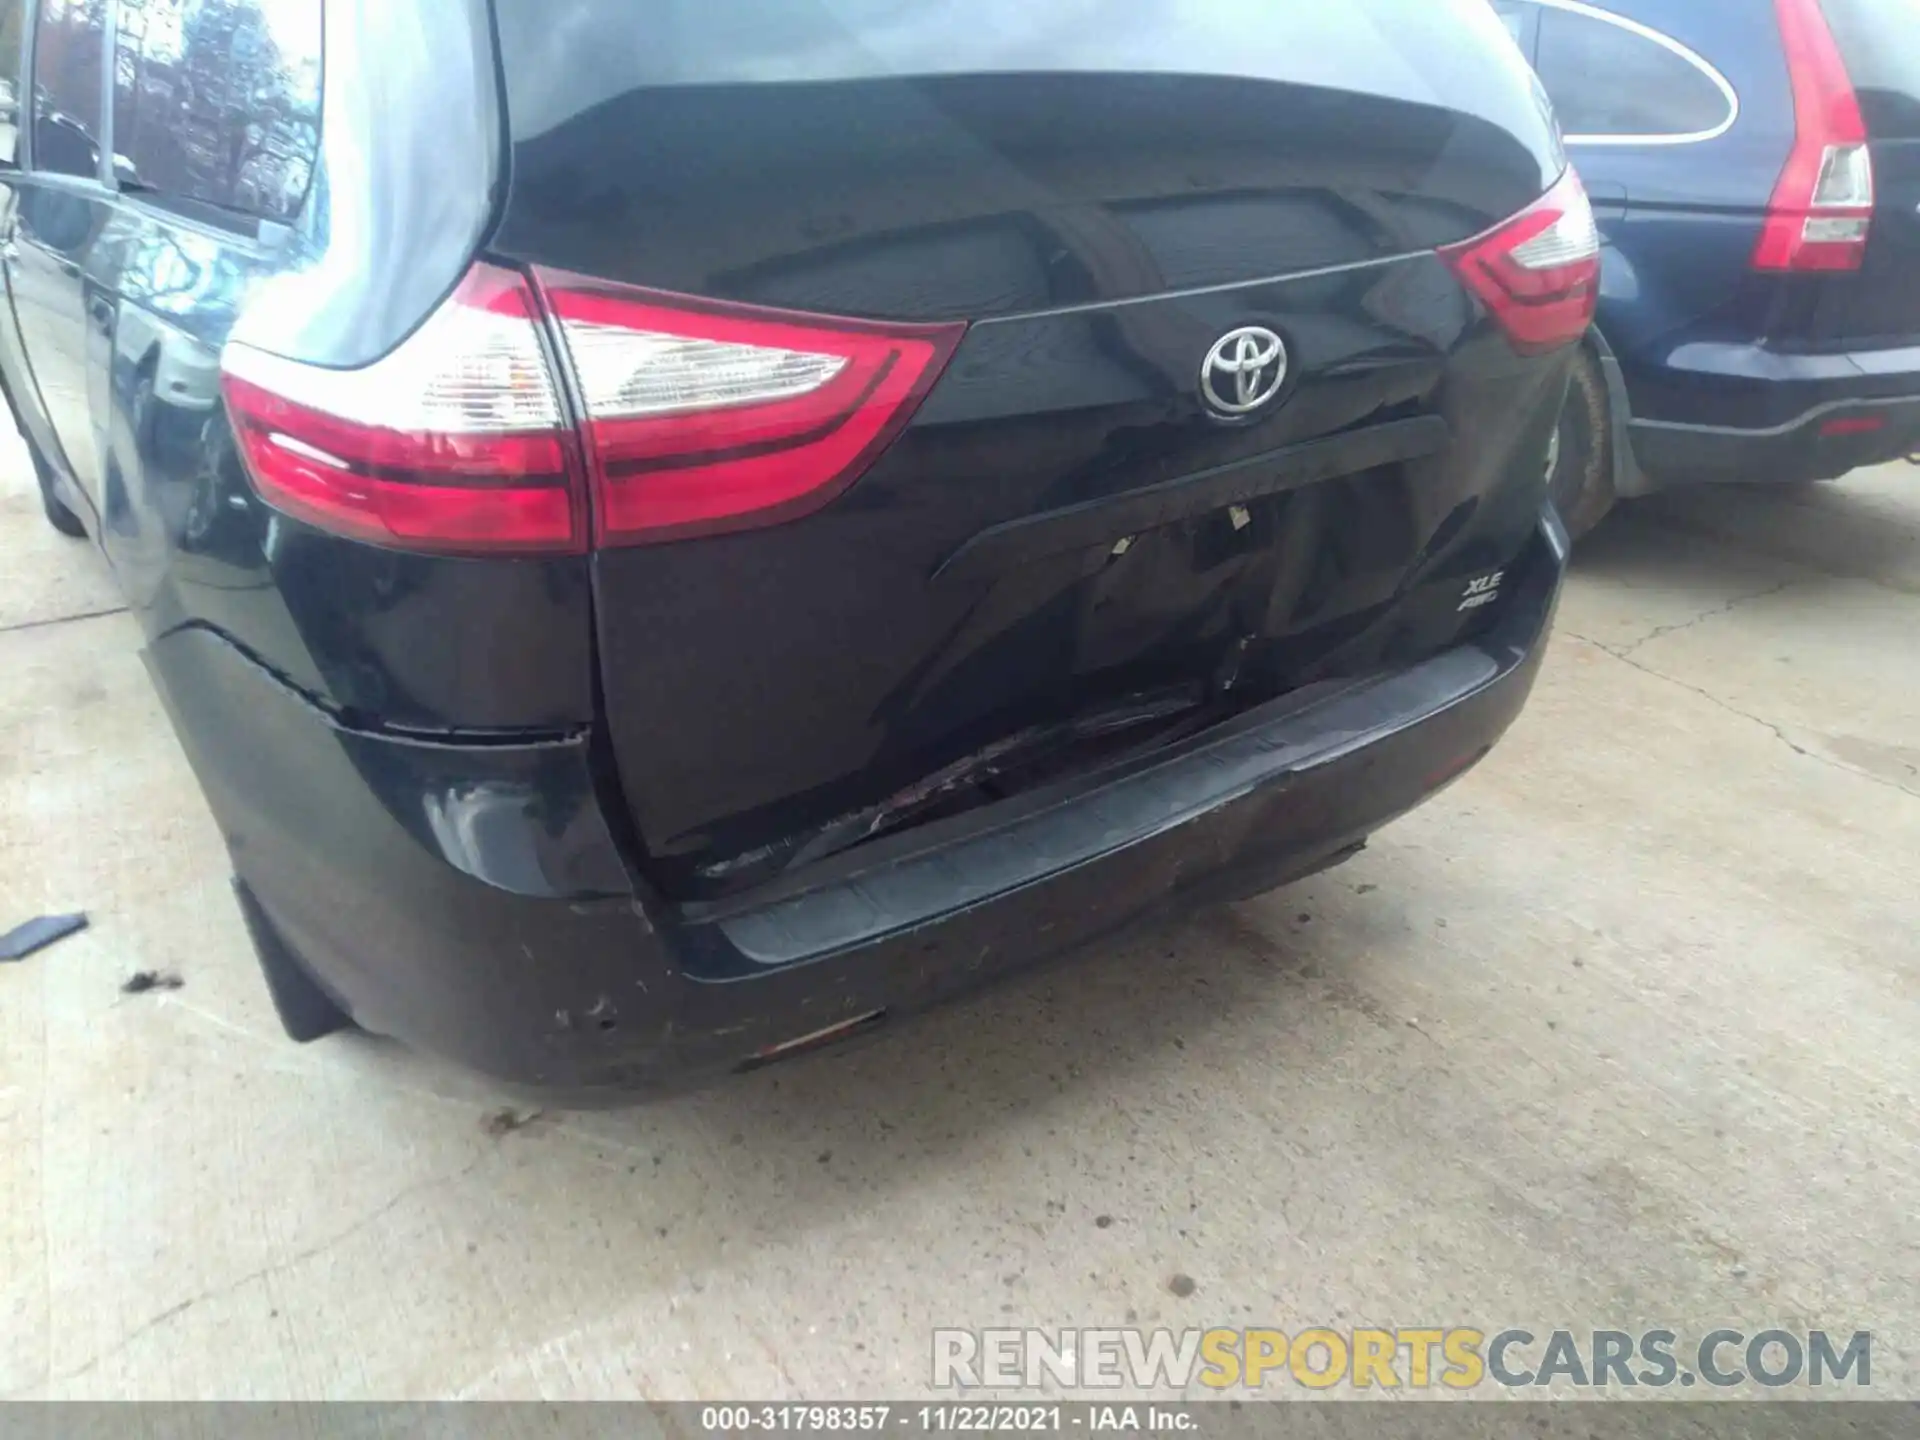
221, 265, 587, 553
1812, 143, 1874, 207
1440, 168, 1601, 355
534, 271, 965, 546
565, 324, 851, 417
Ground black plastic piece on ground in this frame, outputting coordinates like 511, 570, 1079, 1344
121, 970, 184, 994
232, 878, 353, 1042
0, 913, 89, 962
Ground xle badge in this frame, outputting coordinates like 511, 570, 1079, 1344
1459, 572, 1504, 612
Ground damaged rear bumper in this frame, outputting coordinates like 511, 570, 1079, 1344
147, 514, 1567, 1102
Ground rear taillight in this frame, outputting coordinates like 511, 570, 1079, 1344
222, 265, 587, 554
1439, 169, 1600, 355
1753, 0, 1874, 272
533, 270, 964, 546
222, 268, 965, 554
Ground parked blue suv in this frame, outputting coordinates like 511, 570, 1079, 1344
1495, 0, 1920, 535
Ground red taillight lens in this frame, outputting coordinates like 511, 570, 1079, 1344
222, 265, 965, 554
533, 270, 965, 546
222, 265, 587, 554
1753, 0, 1874, 273
1440, 169, 1600, 356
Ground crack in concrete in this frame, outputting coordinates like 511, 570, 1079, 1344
1606, 578, 1802, 658
14, 1148, 498, 1398
1563, 630, 1920, 803
1642, 507, 1920, 600
0, 605, 129, 637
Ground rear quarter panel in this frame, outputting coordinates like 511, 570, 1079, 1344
94, 0, 596, 734
1557, 0, 1799, 398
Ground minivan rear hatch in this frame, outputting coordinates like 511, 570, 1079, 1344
488, 0, 1567, 899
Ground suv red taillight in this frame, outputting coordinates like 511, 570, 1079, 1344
222, 267, 965, 554
1753, 0, 1874, 272
1439, 168, 1600, 355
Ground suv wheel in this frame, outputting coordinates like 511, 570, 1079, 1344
1548, 347, 1615, 542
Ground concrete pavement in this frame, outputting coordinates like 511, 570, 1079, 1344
2, 425, 1916, 1399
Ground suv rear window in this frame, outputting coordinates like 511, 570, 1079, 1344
1818, 0, 1920, 138
112, 0, 323, 223
1534, 4, 1735, 141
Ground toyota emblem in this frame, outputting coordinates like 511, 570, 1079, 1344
1200, 326, 1288, 418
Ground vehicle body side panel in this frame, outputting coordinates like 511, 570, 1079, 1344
41, 0, 598, 734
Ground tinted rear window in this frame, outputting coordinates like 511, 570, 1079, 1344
1819, 0, 1920, 138
1535, 5, 1734, 140
496, 0, 1558, 161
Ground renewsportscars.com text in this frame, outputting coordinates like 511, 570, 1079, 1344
932, 1327, 1872, 1391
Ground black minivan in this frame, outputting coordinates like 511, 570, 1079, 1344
2, 0, 1585, 1098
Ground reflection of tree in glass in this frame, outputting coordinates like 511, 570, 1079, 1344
0, 5, 21, 78
28, 0, 110, 179
35, 0, 112, 142
114, 0, 320, 222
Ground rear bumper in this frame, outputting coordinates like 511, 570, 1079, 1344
146, 515, 1567, 1102
1630, 396, 1920, 488
1621, 338, 1920, 489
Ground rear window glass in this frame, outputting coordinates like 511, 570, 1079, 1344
0, 1, 22, 166
1535, 6, 1735, 140
495, 0, 1560, 171
112, 0, 323, 223
1818, 0, 1920, 138
31, 0, 107, 179
1490, 2, 1532, 53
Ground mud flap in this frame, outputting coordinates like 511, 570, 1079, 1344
233, 877, 354, 1043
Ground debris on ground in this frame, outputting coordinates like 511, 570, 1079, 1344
0, 913, 89, 962
1167, 1273, 1198, 1298
481, 1107, 543, 1137
121, 970, 184, 994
